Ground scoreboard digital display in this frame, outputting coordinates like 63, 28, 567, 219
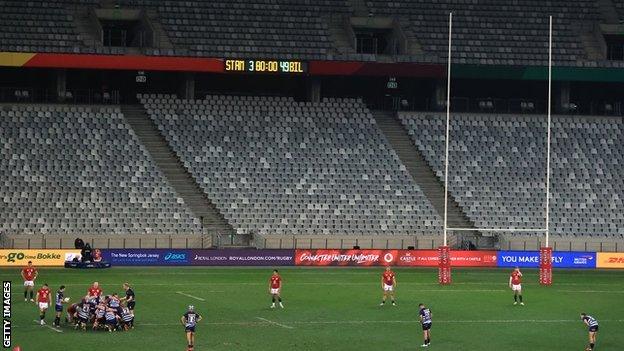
224, 59, 307, 74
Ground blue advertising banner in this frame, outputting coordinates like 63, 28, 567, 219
100, 249, 295, 266
497, 251, 596, 268
101, 249, 192, 266
190, 249, 295, 266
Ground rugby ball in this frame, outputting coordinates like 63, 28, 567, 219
64, 297, 70, 302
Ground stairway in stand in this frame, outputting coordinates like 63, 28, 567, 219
373, 110, 485, 249
121, 105, 236, 246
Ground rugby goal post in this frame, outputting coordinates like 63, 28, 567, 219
539, 16, 554, 286
439, 15, 554, 286
439, 12, 453, 285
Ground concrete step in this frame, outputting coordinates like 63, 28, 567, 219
372, 110, 479, 248
121, 104, 235, 235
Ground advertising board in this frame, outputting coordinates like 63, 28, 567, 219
0, 249, 81, 267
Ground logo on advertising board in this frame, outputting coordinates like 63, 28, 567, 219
295, 250, 399, 266
190, 250, 295, 266
101, 249, 192, 266
497, 251, 596, 268
0, 250, 81, 266
596, 252, 624, 268
163, 252, 188, 263
295, 250, 498, 267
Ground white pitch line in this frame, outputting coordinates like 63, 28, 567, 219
175, 291, 205, 301
86, 319, 624, 328
256, 317, 294, 329
140, 322, 266, 327
555, 290, 624, 294
33, 320, 63, 333
36, 281, 624, 287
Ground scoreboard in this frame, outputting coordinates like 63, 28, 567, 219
224, 59, 307, 74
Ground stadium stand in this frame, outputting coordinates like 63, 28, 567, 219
148, 0, 351, 59
400, 112, 624, 237
0, 1, 82, 53
139, 94, 443, 236
0, 104, 202, 235
1, 0, 623, 67
368, 0, 601, 66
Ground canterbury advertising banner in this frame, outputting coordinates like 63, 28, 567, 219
294, 249, 498, 267
0, 249, 81, 267
596, 252, 624, 268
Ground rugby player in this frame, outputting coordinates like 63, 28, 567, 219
120, 306, 134, 330
76, 299, 92, 331
53, 285, 69, 327
380, 266, 397, 306
21, 261, 38, 302
87, 281, 103, 303
104, 307, 120, 332
269, 269, 284, 309
509, 267, 524, 305
581, 313, 599, 350
121, 282, 136, 311
181, 305, 202, 351
108, 292, 121, 313
92, 303, 106, 330
35, 283, 51, 325
419, 303, 432, 347
66, 302, 78, 325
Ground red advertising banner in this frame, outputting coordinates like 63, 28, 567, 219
294, 249, 497, 267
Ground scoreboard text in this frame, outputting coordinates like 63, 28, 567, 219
224, 59, 307, 74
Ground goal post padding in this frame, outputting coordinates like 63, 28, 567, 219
438, 245, 452, 285
539, 246, 553, 285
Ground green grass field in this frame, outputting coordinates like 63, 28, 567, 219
2, 267, 624, 351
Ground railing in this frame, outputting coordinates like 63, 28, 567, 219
0, 87, 120, 104
88, 7, 103, 46
254, 234, 448, 250
2, 234, 213, 249
344, 17, 357, 52
139, 9, 157, 48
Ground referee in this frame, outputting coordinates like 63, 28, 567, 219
122, 283, 136, 311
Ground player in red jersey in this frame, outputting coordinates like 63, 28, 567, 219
21, 261, 38, 302
36, 283, 51, 325
269, 269, 284, 309
509, 267, 524, 305
87, 281, 103, 303
380, 266, 397, 306
67, 302, 79, 325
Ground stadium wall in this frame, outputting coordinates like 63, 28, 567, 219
3, 234, 622, 253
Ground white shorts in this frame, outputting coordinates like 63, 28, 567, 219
383, 284, 394, 292
24, 280, 34, 287
270, 288, 280, 295
38, 302, 49, 310
512, 284, 522, 292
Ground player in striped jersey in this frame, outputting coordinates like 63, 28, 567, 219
104, 307, 120, 332
419, 303, 433, 348
76, 299, 91, 331
181, 305, 202, 351
92, 303, 106, 330
580, 313, 599, 350
120, 306, 134, 330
